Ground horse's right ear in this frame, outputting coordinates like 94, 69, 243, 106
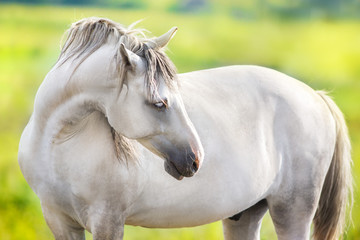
119, 43, 140, 70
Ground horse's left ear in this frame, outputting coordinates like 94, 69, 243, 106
119, 43, 141, 70
147, 27, 178, 49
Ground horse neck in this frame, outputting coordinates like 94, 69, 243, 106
32, 65, 95, 143
33, 66, 139, 165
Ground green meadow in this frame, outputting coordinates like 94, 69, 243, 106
1, 3, 359, 239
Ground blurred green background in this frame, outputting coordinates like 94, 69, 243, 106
1, 0, 359, 239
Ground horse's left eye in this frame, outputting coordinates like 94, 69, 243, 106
153, 99, 168, 110
154, 102, 164, 108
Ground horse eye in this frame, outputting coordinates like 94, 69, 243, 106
153, 99, 168, 110
154, 102, 164, 108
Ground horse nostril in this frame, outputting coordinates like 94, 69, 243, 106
188, 152, 198, 170
192, 161, 199, 173
186, 151, 199, 176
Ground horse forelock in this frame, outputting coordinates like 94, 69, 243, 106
142, 45, 178, 101
58, 17, 178, 101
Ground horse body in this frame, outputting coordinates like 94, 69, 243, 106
19, 18, 352, 240
126, 65, 336, 229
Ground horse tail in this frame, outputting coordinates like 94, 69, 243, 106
313, 91, 353, 240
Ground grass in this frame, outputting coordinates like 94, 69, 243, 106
0, 3, 359, 239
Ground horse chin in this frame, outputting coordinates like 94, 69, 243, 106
164, 161, 184, 180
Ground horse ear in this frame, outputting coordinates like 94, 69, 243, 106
147, 27, 178, 49
119, 43, 140, 69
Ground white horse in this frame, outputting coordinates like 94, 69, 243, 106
18, 18, 352, 240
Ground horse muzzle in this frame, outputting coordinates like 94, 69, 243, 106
141, 135, 204, 180
164, 150, 200, 180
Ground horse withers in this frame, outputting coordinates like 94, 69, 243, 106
18, 18, 352, 240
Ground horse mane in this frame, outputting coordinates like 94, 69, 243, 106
58, 17, 177, 97
58, 17, 178, 162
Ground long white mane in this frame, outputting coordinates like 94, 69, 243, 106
58, 17, 178, 101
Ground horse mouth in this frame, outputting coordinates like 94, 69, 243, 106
164, 161, 184, 180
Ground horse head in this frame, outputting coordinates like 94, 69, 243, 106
59, 18, 203, 179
